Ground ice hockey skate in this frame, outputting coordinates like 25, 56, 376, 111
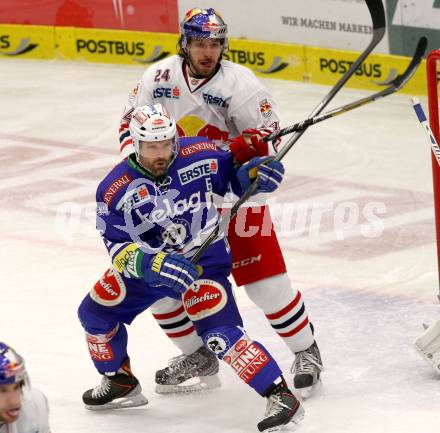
291, 341, 323, 399
414, 320, 440, 374
82, 358, 148, 410
155, 346, 221, 394
257, 377, 304, 432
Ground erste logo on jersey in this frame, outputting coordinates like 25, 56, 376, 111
202, 93, 229, 108
177, 159, 218, 185
153, 86, 180, 99
116, 184, 150, 212
179, 141, 218, 157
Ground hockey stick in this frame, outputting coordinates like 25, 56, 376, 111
265, 37, 427, 141
411, 97, 440, 167
190, 0, 386, 264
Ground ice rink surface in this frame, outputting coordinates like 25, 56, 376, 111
1, 58, 440, 432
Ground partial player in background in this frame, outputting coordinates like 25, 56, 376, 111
79, 104, 304, 431
414, 320, 440, 375
119, 7, 323, 397
0, 342, 51, 433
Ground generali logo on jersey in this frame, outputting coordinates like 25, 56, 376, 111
179, 142, 218, 157
103, 174, 132, 205
183, 279, 227, 320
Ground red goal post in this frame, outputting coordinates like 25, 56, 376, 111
426, 49, 440, 300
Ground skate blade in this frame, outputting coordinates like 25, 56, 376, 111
85, 385, 148, 410
296, 378, 322, 400
260, 405, 305, 433
155, 373, 221, 394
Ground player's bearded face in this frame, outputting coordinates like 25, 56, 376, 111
186, 39, 222, 78
0, 383, 22, 423
138, 139, 174, 177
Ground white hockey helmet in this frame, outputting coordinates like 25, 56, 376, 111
129, 103, 178, 161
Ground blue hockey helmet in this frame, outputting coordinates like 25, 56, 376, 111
180, 8, 228, 50
0, 342, 26, 386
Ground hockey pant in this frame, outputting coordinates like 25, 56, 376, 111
78, 268, 282, 396
150, 205, 315, 354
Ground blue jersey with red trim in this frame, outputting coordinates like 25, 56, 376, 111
96, 136, 237, 279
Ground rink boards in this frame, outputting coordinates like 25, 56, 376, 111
0, 23, 427, 95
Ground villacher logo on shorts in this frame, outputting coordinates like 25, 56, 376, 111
183, 279, 227, 320
90, 268, 127, 307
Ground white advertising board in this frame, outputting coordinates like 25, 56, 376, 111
178, 0, 390, 53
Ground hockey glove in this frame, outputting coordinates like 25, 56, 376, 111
236, 156, 285, 194
144, 252, 198, 294
229, 128, 281, 164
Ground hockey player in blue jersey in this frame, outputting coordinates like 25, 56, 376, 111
78, 103, 304, 431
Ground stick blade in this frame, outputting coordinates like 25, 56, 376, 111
390, 36, 428, 90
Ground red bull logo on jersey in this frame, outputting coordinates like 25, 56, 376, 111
177, 117, 229, 144
259, 99, 273, 118
183, 279, 227, 320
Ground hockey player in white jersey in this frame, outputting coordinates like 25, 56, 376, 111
119, 7, 323, 398
0, 343, 51, 433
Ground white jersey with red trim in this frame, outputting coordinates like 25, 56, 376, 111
0, 388, 50, 433
119, 55, 280, 158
